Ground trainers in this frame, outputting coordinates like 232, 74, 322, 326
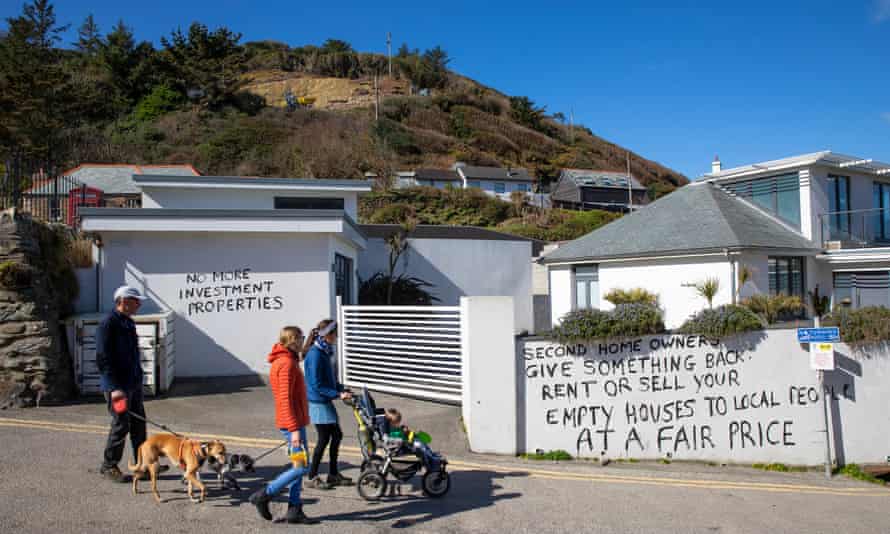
248, 487, 273, 521
286, 504, 320, 525
306, 477, 334, 490
327, 473, 353, 486
100, 465, 129, 483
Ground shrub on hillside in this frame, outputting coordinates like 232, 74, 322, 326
552, 304, 665, 343
604, 288, 659, 306
497, 209, 620, 242
367, 203, 417, 225
677, 305, 765, 339
823, 306, 890, 346
742, 294, 804, 324
134, 85, 184, 122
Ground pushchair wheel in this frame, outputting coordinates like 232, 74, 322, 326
360, 454, 385, 474
421, 470, 450, 498
357, 470, 387, 501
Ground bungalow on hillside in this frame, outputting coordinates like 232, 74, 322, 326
543, 151, 890, 329
391, 163, 537, 201
550, 169, 648, 212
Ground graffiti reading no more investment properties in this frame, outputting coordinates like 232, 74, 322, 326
523, 336, 849, 458
179, 268, 284, 316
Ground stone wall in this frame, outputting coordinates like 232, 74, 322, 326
0, 209, 74, 408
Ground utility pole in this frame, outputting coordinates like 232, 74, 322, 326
374, 72, 380, 121
626, 151, 634, 212
569, 109, 574, 144
387, 32, 392, 78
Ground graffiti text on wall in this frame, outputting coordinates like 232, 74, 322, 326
524, 336, 846, 458
179, 269, 284, 316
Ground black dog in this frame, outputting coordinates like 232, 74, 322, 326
183, 453, 256, 491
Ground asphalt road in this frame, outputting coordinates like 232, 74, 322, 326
1, 412, 888, 534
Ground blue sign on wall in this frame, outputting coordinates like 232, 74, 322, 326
797, 327, 840, 343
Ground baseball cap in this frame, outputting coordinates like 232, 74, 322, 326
113, 285, 147, 302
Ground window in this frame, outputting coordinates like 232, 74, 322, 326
275, 197, 344, 210
334, 254, 353, 304
834, 271, 890, 309
467, 180, 481, 189
574, 266, 599, 310
768, 257, 804, 297
721, 174, 801, 226
494, 182, 506, 194
874, 182, 890, 241
516, 183, 530, 192
827, 175, 850, 236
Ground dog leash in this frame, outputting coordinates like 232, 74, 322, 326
252, 441, 288, 462
127, 411, 185, 438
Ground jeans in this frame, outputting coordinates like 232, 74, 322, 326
102, 389, 146, 469
265, 428, 308, 504
308, 423, 342, 480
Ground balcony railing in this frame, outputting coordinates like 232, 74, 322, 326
819, 207, 890, 249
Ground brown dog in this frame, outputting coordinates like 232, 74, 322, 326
129, 433, 227, 503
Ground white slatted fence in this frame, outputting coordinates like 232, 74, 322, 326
338, 303, 463, 403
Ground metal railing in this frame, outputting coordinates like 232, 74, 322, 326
818, 207, 890, 249
337, 303, 464, 403
2, 159, 99, 227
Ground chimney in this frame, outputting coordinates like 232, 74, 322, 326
711, 155, 722, 174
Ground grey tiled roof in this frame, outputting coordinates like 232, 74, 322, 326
415, 168, 461, 181
542, 182, 820, 263
459, 166, 534, 182
561, 169, 645, 190
30, 164, 199, 195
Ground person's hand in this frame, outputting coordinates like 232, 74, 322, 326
291, 432, 302, 449
110, 390, 125, 401
340, 391, 352, 400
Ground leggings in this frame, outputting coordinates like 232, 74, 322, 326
308, 423, 342, 480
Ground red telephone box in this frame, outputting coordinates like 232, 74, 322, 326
67, 185, 103, 226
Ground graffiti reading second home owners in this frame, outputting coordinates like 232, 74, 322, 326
178, 268, 284, 316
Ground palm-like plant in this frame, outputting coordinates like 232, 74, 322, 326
693, 278, 721, 309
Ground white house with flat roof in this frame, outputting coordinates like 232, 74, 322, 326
80, 175, 371, 377
543, 151, 890, 328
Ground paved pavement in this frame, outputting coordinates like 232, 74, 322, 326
1, 379, 888, 533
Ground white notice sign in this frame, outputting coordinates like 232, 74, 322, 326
810, 342, 835, 371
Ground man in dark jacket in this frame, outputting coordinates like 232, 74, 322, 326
96, 285, 154, 483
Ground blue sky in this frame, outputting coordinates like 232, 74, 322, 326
4, 0, 889, 178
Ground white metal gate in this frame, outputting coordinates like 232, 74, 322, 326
337, 303, 463, 403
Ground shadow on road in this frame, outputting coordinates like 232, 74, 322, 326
320, 469, 526, 528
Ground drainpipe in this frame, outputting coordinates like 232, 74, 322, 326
725, 248, 736, 305
94, 236, 103, 312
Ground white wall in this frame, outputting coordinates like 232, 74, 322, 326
549, 265, 574, 326
142, 187, 360, 219
599, 257, 734, 329
462, 297, 517, 454
358, 237, 535, 333
97, 231, 333, 377
517, 331, 890, 465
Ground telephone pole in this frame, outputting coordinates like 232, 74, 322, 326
569, 109, 574, 144
386, 32, 392, 78
626, 151, 634, 212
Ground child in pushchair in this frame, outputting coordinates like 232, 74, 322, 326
348, 388, 450, 501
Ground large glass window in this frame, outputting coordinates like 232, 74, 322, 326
574, 266, 599, 310
827, 175, 850, 236
721, 173, 800, 226
834, 271, 890, 309
516, 183, 530, 192
768, 257, 804, 297
494, 182, 506, 194
467, 180, 481, 189
874, 182, 890, 241
275, 197, 344, 210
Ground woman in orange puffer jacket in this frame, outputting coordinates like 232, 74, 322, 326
249, 326, 318, 525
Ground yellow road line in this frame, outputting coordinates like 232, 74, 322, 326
1, 416, 887, 497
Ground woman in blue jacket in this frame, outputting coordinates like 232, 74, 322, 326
302, 319, 353, 489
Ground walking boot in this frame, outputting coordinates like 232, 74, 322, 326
286, 504, 320, 525
248, 486, 273, 521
